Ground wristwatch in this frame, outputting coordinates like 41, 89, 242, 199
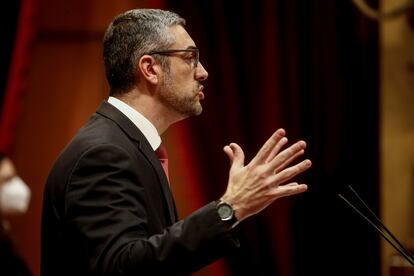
216, 200, 239, 228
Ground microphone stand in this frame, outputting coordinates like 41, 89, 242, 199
338, 185, 414, 266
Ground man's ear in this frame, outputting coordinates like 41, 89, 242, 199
137, 55, 161, 85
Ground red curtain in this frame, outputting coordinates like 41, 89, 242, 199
165, 0, 380, 275
164, 1, 299, 275
0, 0, 37, 154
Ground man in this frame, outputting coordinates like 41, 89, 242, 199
0, 153, 32, 276
41, 9, 311, 276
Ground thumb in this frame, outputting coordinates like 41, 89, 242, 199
223, 145, 234, 164
223, 143, 245, 169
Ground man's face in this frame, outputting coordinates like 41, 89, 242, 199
157, 25, 208, 118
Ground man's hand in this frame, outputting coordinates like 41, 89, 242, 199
220, 128, 312, 221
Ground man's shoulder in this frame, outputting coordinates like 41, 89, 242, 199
65, 113, 135, 159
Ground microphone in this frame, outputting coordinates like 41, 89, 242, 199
338, 185, 414, 266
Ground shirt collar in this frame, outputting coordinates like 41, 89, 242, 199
107, 96, 161, 150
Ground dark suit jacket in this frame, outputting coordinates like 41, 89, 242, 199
41, 102, 239, 276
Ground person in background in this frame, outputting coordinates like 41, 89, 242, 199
41, 9, 312, 276
0, 152, 31, 276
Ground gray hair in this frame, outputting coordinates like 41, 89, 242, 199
103, 9, 186, 95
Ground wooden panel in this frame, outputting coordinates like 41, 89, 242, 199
380, 0, 414, 275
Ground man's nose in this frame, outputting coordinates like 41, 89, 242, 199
195, 62, 208, 81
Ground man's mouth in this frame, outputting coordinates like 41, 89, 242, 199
198, 85, 205, 100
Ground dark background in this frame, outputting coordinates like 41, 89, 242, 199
166, 0, 380, 275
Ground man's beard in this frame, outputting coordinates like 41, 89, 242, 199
159, 71, 202, 117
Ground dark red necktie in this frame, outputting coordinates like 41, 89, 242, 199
155, 144, 169, 182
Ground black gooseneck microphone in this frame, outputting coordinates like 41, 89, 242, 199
338, 185, 414, 266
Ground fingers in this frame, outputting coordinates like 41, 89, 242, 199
223, 145, 234, 164
251, 128, 286, 165
267, 182, 308, 198
268, 159, 312, 187
223, 143, 245, 169
268, 140, 307, 172
273, 148, 305, 174
266, 137, 288, 163
222, 129, 311, 222
235, 128, 308, 175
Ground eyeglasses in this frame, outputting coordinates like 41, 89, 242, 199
148, 48, 200, 68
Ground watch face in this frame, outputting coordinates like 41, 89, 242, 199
218, 203, 233, 220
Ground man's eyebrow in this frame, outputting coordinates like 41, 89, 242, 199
186, 46, 198, 50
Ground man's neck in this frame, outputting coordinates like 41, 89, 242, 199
113, 89, 181, 135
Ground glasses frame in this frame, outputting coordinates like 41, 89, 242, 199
147, 48, 200, 68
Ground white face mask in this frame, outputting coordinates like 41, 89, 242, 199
0, 176, 31, 215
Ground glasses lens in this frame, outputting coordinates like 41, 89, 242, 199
149, 49, 199, 68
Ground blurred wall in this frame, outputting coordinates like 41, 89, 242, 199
380, 0, 414, 275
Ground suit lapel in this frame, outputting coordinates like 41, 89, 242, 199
96, 101, 177, 223
144, 147, 178, 222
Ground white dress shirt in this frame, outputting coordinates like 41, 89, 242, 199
107, 96, 161, 150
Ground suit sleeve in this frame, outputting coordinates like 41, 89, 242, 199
65, 143, 239, 276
